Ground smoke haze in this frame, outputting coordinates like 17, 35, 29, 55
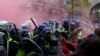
0, 0, 66, 26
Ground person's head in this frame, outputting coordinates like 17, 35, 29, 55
43, 27, 52, 41
20, 29, 29, 38
43, 22, 49, 27
69, 19, 81, 32
38, 24, 47, 32
62, 19, 70, 30
55, 21, 60, 28
48, 20, 54, 27
69, 22, 76, 32
21, 21, 32, 31
94, 28, 100, 37
62, 19, 81, 31
21, 23, 30, 30
0, 21, 10, 31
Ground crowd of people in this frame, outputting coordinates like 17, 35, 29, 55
0, 18, 100, 56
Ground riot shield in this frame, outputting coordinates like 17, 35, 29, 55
22, 37, 44, 56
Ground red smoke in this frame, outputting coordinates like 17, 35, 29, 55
0, 0, 67, 26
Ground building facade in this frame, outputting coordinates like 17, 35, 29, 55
66, 0, 90, 19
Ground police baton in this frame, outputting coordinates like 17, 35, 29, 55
31, 18, 38, 30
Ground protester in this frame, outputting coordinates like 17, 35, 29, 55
0, 19, 99, 56
71, 28, 100, 56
